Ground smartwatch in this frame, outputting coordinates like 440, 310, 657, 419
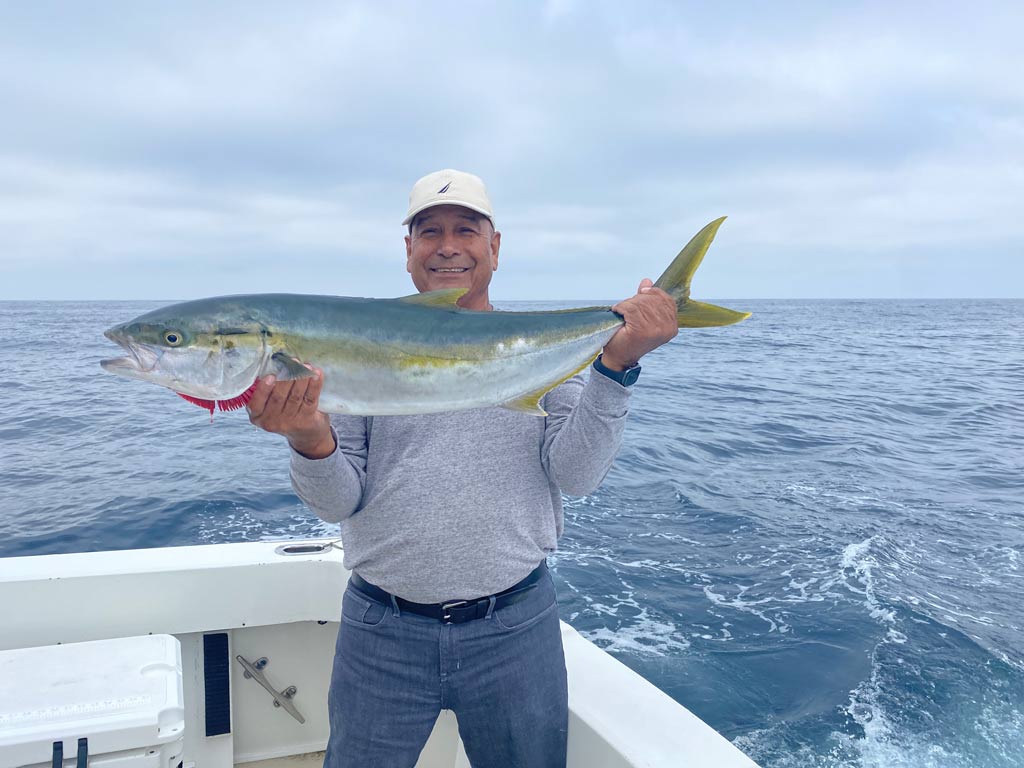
593, 354, 642, 386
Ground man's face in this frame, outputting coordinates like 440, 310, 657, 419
405, 204, 500, 311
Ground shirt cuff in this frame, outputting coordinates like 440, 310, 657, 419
289, 425, 341, 476
585, 365, 633, 410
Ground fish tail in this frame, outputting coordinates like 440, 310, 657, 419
654, 217, 751, 327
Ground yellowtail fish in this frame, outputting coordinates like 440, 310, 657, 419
100, 218, 750, 416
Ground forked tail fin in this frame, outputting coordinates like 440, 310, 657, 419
655, 217, 751, 327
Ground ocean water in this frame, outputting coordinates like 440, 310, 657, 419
1, 298, 1022, 767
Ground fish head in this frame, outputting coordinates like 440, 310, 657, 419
100, 299, 267, 400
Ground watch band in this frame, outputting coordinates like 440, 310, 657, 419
593, 355, 642, 386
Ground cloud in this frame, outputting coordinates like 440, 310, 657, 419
0, 1, 1021, 299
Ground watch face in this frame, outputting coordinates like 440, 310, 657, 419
622, 366, 641, 386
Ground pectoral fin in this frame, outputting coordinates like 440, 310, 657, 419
271, 352, 318, 381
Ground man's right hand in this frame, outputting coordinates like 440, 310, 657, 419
247, 364, 336, 459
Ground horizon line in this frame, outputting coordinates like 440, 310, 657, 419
1, 296, 1022, 303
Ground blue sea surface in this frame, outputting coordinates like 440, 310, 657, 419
1, 298, 1022, 767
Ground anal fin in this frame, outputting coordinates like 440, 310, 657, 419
500, 354, 600, 417
501, 391, 549, 416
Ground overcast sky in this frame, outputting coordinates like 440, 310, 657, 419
1, 1, 1021, 300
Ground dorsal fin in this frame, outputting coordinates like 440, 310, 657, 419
397, 289, 468, 307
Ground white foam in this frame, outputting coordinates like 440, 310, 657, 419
703, 584, 788, 634
196, 504, 339, 543
580, 608, 691, 656
838, 537, 896, 626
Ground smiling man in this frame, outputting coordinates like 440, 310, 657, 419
248, 169, 679, 768
403, 173, 500, 311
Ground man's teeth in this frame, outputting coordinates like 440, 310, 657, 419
433, 267, 468, 272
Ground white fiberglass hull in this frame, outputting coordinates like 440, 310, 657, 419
0, 540, 758, 768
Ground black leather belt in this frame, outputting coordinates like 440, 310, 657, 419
348, 561, 547, 624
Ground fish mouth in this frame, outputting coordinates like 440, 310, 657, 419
99, 356, 142, 373
101, 329, 161, 374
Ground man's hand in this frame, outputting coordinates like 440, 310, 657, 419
601, 279, 679, 371
247, 363, 336, 459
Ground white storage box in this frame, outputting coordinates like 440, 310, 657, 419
0, 634, 185, 768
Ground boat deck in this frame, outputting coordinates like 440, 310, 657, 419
249, 753, 325, 767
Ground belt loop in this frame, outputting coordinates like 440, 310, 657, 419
485, 595, 497, 619
390, 594, 402, 618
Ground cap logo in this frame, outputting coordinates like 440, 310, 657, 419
437, 182, 451, 193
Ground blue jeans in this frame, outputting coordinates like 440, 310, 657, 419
324, 565, 568, 768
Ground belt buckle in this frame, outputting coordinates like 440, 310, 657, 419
441, 600, 469, 623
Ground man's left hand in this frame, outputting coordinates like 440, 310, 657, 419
601, 279, 678, 371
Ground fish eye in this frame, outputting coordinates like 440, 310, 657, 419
164, 331, 183, 346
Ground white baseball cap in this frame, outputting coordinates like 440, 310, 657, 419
402, 169, 494, 227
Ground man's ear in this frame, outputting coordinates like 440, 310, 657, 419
405, 234, 413, 274
490, 230, 501, 271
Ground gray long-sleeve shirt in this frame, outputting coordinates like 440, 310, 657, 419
290, 367, 630, 603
